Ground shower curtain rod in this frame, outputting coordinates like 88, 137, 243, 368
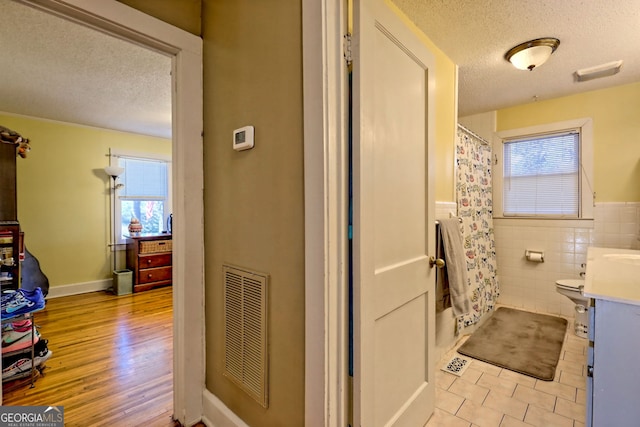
457, 124, 491, 146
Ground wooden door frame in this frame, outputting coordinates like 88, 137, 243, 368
304, 0, 438, 424
18, 1, 204, 425
303, 0, 350, 425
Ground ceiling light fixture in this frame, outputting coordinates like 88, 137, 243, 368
505, 38, 560, 71
575, 60, 623, 82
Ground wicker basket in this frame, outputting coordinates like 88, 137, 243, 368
139, 240, 172, 254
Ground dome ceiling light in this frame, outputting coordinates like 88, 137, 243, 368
505, 38, 560, 71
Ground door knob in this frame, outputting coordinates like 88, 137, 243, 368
429, 256, 445, 269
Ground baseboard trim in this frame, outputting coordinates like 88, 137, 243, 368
202, 389, 249, 427
47, 279, 112, 299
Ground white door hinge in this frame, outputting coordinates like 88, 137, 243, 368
343, 33, 352, 65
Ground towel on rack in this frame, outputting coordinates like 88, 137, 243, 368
435, 225, 452, 313
438, 218, 471, 317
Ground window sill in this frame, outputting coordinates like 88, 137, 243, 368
493, 217, 594, 229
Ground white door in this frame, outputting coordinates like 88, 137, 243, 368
352, 0, 436, 425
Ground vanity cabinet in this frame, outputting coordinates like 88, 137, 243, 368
584, 247, 640, 427
587, 299, 640, 427
126, 234, 172, 292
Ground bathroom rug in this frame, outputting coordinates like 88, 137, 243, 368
457, 307, 568, 380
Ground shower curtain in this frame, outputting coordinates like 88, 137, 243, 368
455, 126, 499, 331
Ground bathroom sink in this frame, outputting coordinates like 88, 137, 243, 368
602, 253, 640, 266
584, 247, 640, 307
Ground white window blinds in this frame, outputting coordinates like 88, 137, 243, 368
503, 131, 580, 217
120, 158, 168, 199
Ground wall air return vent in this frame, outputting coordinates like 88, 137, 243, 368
223, 264, 269, 408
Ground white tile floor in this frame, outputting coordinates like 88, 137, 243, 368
426, 318, 588, 427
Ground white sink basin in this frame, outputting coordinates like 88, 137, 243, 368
585, 247, 640, 306
602, 253, 640, 266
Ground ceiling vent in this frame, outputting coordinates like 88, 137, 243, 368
223, 264, 269, 408
575, 60, 623, 82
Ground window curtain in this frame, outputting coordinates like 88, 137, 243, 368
456, 127, 499, 331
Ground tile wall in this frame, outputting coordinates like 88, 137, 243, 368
433, 201, 639, 360
494, 202, 640, 317
436, 201, 457, 222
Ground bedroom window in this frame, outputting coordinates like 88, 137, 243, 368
494, 118, 594, 220
110, 151, 171, 243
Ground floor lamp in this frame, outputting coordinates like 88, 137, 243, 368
105, 166, 124, 274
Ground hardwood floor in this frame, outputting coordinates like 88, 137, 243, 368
2, 286, 178, 427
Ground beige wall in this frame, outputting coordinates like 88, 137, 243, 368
202, 1, 305, 426
116, 0, 201, 36
497, 82, 640, 202
3, 113, 170, 288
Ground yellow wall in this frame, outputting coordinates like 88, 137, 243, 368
389, 0, 458, 202
1, 113, 170, 288
497, 82, 640, 202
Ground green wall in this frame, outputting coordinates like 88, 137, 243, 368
2, 113, 170, 289
497, 81, 640, 202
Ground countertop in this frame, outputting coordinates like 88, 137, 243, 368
584, 246, 640, 306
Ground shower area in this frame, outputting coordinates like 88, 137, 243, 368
434, 124, 500, 358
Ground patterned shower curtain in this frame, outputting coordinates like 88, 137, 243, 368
455, 127, 499, 331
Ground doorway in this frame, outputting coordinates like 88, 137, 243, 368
8, 1, 204, 424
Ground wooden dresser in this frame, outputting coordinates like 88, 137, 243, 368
126, 234, 172, 292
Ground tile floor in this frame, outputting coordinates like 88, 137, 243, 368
426, 318, 588, 427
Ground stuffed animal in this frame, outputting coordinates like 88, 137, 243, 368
16, 139, 31, 158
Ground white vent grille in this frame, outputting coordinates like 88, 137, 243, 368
223, 265, 268, 407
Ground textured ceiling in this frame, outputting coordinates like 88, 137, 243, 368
2, 1, 638, 133
0, 0, 172, 138
393, 0, 640, 116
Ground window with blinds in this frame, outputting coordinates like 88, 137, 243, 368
120, 158, 168, 200
109, 151, 172, 243
503, 131, 580, 217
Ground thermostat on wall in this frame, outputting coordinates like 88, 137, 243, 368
233, 126, 255, 151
